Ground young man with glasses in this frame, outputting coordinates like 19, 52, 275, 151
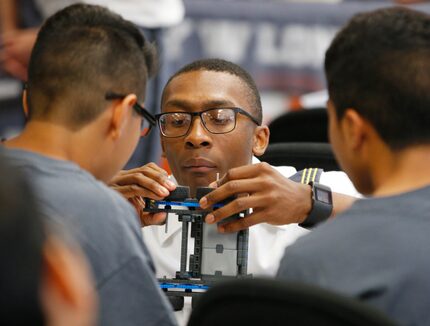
2, 4, 176, 326
111, 58, 358, 278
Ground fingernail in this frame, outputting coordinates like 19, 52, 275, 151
206, 213, 214, 223
199, 197, 207, 208
165, 180, 176, 188
209, 181, 217, 188
158, 187, 169, 196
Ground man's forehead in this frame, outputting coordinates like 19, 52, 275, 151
163, 98, 236, 110
162, 70, 251, 111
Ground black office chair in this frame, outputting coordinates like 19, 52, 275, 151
187, 278, 398, 326
269, 108, 328, 144
259, 142, 340, 171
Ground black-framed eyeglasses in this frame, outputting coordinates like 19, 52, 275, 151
155, 107, 261, 138
105, 92, 156, 137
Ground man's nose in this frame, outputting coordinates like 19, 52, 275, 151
184, 117, 212, 149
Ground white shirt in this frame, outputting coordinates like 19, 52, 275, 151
142, 157, 359, 278
36, 0, 185, 28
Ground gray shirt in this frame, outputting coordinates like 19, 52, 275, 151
277, 185, 430, 326
4, 148, 176, 326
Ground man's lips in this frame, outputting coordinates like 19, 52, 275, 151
183, 158, 217, 173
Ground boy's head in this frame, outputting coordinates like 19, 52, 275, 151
27, 3, 156, 128
159, 59, 269, 195
325, 7, 430, 194
0, 156, 96, 326
25, 4, 157, 181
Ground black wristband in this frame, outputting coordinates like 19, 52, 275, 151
299, 182, 333, 229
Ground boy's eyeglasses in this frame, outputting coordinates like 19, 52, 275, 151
105, 92, 156, 137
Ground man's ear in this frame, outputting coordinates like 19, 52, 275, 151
109, 94, 137, 140
252, 125, 270, 157
341, 108, 367, 151
22, 89, 29, 117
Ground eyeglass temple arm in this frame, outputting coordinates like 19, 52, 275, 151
238, 109, 261, 126
138, 104, 156, 126
105, 93, 156, 126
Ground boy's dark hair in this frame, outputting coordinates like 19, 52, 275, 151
0, 155, 46, 325
27, 4, 157, 129
325, 7, 430, 150
165, 58, 263, 124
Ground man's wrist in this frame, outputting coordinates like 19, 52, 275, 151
296, 182, 312, 224
299, 182, 333, 229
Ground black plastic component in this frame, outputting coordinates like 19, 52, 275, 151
168, 296, 184, 311
196, 187, 213, 200
191, 296, 200, 310
165, 186, 190, 201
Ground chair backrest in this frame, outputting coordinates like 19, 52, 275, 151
187, 278, 398, 326
259, 142, 340, 171
269, 108, 328, 144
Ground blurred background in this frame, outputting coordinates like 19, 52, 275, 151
1, 0, 430, 168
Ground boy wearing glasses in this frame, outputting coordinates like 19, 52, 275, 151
2, 4, 176, 326
112, 58, 358, 278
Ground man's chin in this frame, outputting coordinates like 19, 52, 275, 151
186, 175, 215, 196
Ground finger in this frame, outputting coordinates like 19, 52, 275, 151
129, 196, 140, 212
115, 162, 167, 179
205, 195, 258, 224
111, 184, 165, 200
129, 197, 146, 221
116, 168, 175, 191
135, 196, 146, 208
217, 211, 266, 233
135, 196, 167, 225
215, 163, 268, 187
113, 173, 172, 197
140, 211, 167, 226
143, 162, 170, 175
200, 179, 261, 209
126, 162, 168, 178
151, 212, 168, 225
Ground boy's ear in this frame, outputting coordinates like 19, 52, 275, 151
109, 94, 137, 140
22, 89, 29, 117
41, 237, 82, 309
252, 125, 270, 157
342, 108, 367, 151
41, 236, 96, 325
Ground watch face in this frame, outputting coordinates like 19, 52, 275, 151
316, 188, 331, 204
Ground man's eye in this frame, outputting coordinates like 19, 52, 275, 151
169, 119, 187, 127
209, 115, 232, 125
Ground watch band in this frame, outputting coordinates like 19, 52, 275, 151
299, 182, 333, 229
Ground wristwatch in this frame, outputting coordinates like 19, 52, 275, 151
299, 182, 333, 229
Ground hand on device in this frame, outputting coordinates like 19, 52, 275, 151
199, 162, 312, 232
109, 163, 176, 226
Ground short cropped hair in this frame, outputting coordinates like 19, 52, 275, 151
164, 58, 263, 125
27, 4, 157, 129
0, 156, 46, 325
325, 7, 430, 150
